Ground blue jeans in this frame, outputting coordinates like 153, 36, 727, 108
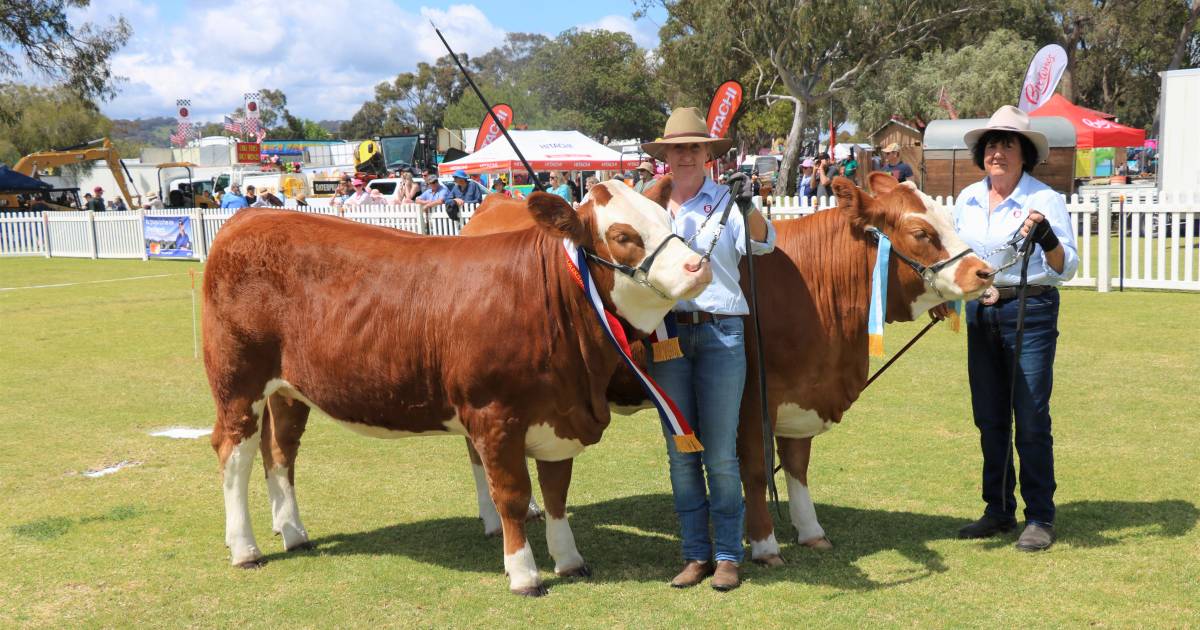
966, 289, 1060, 525
648, 316, 747, 563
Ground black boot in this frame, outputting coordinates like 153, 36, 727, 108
957, 514, 1018, 539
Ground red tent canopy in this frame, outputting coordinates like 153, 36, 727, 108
1029, 94, 1145, 149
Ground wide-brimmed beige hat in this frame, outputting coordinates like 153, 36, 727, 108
641, 107, 733, 161
964, 105, 1049, 164
637, 161, 654, 173
882, 142, 901, 154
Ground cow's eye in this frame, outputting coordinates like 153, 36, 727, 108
913, 229, 930, 241
614, 233, 631, 245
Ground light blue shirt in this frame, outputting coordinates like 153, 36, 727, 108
416, 185, 450, 205
671, 178, 776, 315
550, 184, 573, 204
953, 172, 1079, 287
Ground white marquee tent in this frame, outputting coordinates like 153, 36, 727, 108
437, 130, 633, 175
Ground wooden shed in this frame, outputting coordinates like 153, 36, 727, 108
869, 119, 925, 187
922, 117, 1077, 198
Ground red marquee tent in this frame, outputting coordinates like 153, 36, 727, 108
1029, 94, 1146, 149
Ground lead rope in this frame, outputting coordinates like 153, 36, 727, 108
1001, 234, 1036, 515
741, 197, 783, 522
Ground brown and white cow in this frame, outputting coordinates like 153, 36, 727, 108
202, 181, 710, 596
462, 173, 992, 563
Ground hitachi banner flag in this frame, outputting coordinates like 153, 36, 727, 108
1018, 44, 1068, 112
706, 80, 743, 138
474, 104, 513, 152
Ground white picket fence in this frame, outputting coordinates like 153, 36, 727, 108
3, 193, 1198, 292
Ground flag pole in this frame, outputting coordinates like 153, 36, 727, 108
430, 22, 543, 192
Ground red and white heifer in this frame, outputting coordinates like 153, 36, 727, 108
463, 174, 992, 562
202, 181, 709, 596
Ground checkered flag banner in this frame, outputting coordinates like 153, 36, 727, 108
242, 91, 262, 142
172, 98, 194, 147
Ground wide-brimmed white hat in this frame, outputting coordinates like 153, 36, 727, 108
964, 105, 1049, 164
641, 107, 733, 161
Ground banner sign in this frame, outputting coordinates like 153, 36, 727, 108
311, 179, 340, 195
236, 142, 261, 164
706, 80, 743, 139
244, 92, 265, 142
1018, 44, 1068, 112
473, 104, 513, 152
171, 99, 193, 147
144, 216, 197, 258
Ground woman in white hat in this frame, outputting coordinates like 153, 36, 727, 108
641, 107, 775, 592
952, 105, 1079, 552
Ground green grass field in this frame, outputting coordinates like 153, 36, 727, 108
1, 257, 1197, 628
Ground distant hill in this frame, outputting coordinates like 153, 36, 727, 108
110, 117, 175, 147
318, 120, 345, 136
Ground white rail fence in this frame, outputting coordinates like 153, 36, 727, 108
3, 193, 1198, 292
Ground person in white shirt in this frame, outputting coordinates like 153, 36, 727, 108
342, 178, 371, 207
952, 105, 1079, 553
641, 107, 775, 592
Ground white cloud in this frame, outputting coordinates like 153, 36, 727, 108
64, 1, 658, 122
577, 14, 659, 50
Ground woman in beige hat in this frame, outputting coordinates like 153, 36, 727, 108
641, 107, 775, 592
952, 105, 1078, 552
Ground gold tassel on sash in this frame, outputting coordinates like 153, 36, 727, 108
673, 434, 704, 453
652, 337, 683, 362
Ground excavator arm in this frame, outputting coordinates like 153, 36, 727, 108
12, 138, 140, 209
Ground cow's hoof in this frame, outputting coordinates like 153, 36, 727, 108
800, 536, 833, 550
235, 558, 267, 570
753, 554, 785, 568
556, 563, 592, 578
286, 541, 314, 552
511, 584, 549, 597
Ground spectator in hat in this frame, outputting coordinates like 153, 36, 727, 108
342, 178, 371, 207
259, 187, 284, 207
490, 177, 512, 198
796, 157, 816, 200
220, 184, 248, 209
447, 169, 485, 212
88, 186, 106, 212
882, 143, 913, 183
415, 173, 450, 211
633, 161, 656, 193
813, 154, 836, 199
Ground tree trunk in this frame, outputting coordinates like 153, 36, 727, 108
777, 99, 808, 194
1167, 1, 1200, 71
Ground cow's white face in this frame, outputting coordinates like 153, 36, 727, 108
591, 181, 711, 333
836, 174, 993, 322
895, 182, 993, 314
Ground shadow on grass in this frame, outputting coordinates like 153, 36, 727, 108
264, 496, 1197, 591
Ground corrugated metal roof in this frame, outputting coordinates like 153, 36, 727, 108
923, 116, 1077, 150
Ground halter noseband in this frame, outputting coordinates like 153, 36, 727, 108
865, 226, 975, 298
582, 233, 688, 300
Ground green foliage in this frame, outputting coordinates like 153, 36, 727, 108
0, 0, 131, 107
846, 30, 1038, 135
0, 83, 112, 165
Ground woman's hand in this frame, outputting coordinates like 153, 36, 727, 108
1019, 211, 1047, 238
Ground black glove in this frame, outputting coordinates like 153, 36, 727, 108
725, 172, 756, 214
1030, 219, 1060, 252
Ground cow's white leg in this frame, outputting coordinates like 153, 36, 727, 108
267, 466, 309, 550
785, 472, 828, 545
472, 461, 503, 537
223, 431, 264, 567
504, 541, 541, 592
750, 532, 782, 563
535, 458, 589, 577
546, 515, 587, 576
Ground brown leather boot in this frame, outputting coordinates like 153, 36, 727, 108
669, 560, 713, 588
711, 560, 740, 591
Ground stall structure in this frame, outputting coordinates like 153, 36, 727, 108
922, 116, 1077, 198
437, 130, 630, 177
1029, 94, 1146, 178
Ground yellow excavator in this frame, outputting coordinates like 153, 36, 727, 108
5, 137, 141, 211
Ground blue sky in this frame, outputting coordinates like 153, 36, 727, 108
53, 0, 667, 122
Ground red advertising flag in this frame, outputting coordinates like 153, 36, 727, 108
474, 104, 514, 152
706, 81, 743, 138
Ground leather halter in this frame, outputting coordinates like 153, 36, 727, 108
865, 226, 976, 298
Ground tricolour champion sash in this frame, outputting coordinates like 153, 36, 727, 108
562, 239, 703, 452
